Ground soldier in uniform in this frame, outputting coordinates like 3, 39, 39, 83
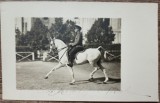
67, 25, 84, 67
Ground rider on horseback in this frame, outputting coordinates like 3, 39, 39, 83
67, 25, 83, 67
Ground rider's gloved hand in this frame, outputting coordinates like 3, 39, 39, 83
68, 43, 73, 47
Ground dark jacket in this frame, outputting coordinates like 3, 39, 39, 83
72, 31, 83, 46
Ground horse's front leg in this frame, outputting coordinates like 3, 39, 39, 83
66, 65, 75, 85
44, 63, 64, 79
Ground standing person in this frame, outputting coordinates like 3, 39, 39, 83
67, 25, 83, 67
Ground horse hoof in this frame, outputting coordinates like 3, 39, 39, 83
89, 78, 94, 82
103, 81, 107, 84
44, 76, 48, 79
69, 82, 75, 85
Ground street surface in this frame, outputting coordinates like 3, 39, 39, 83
16, 61, 120, 91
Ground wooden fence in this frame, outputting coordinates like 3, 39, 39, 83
16, 52, 35, 62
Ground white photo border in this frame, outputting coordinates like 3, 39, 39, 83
1, 2, 158, 102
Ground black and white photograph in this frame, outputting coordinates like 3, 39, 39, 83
15, 17, 121, 90
1, 2, 158, 102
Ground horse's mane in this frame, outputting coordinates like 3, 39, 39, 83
55, 39, 67, 47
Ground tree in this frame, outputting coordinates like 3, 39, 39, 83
86, 18, 115, 44
15, 28, 21, 46
29, 18, 49, 50
15, 18, 49, 51
49, 18, 75, 44
15, 18, 76, 52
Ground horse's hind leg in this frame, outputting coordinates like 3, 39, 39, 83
98, 63, 109, 83
101, 68, 108, 83
89, 61, 99, 81
89, 67, 98, 81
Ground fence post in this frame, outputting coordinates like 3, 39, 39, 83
32, 52, 35, 61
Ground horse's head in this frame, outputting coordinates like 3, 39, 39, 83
49, 37, 57, 53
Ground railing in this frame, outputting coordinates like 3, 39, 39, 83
42, 52, 59, 62
16, 44, 121, 62
16, 52, 35, 62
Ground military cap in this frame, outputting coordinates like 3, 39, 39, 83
75, 25, 81, 31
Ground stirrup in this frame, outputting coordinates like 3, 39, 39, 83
67, 63, 73, 67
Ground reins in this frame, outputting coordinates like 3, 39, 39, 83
59, 48, 68, 61
51, 46, 68, 64
57, 46, 68, 52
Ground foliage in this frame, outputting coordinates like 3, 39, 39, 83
86, 18, 115, 44
49, 18, 75, 44
16, 18, 49, 51
15, 18, 116, 52
30, 18, 49, 50
15, 18, 76, 52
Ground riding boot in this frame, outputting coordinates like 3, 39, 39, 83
67, 57, 73, 67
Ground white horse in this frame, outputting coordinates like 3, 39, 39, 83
44, 38, 109, 84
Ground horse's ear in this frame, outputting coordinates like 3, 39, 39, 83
47, 32, 52, 41
50, 37, 53, 41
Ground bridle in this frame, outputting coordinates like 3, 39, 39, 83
50, 40, 68, 62
50, 40, 68, 52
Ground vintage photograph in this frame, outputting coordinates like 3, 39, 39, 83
15, 17, 121, 90
1, 2, 158, 101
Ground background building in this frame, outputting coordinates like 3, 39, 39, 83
64, 18, 121, 44
15, 17, 121, 44
110, 18, 121, 44
15, 17, 32, 34
15, 17, 55, 35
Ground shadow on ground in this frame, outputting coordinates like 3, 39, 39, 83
90, 77, 121, 84
73, 77, 121, 85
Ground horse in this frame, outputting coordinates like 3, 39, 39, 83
44, 37, 109, 85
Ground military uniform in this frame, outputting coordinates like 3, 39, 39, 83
71, 31, 83, 46
67, 29, 84, 67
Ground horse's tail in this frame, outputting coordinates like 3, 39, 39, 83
97, 46, 105, 52
97, 46, 118, 61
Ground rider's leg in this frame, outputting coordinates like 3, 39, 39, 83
67, 47, 74, 67
67, 46, 84, 67
67, 56, 73, 67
